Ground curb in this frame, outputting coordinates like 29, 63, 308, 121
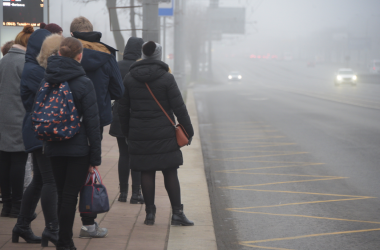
167, 89, 218, 250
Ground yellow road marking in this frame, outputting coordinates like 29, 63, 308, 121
227, 210, 380, 225
214, 152, 308, 161
229, 197, 371, 210
239, 243, 292, 250
217, 163, 324, 172
220, 188, 373, 198
222, 177, 347, 188
240, 228, 380, 244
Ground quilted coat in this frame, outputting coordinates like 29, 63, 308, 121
43, 56, 101, 166
109, 37, 144, 138
118, 59, 194, 171
20, 29, 52, 153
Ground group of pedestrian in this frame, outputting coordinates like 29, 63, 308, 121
0, 16, 194, 250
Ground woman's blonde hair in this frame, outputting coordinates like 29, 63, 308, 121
37, 34, 65, 69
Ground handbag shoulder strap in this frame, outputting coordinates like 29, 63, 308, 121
145, 83, 175, 127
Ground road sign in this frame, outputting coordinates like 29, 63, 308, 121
159, 0, 173, 16
207, 7, 245, 34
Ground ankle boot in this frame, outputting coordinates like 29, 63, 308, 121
130, 185, 144, 204
41, 222, 59, 247
12, 216, 41, 243
1, 200, 12, 217
171, 204, 194, 226
118, 184, 128, 202
9, 200, 21, 218
144, 205, 156, 225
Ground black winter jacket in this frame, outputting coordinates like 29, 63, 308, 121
118, 59, 194, 171
109, 37, 144, 138
72, 32, 124, 127
20, 29, 52, 153
44, 56, 101, 166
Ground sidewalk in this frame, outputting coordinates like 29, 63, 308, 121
0, 89, 217, 250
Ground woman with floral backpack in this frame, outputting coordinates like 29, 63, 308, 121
42, 37, 101, 250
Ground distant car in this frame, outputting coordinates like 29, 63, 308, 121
369, 60, 380, 74
307, 62, 315, 67
228, 71, 242, 82
335, 68, 357, 86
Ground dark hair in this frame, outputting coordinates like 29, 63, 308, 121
44, 23, 63, 34
1, 40, 14, 56
70, 16, 93, 33
143, 41, 156, 56
15, 25, 34, 47
59, 37, 83, 59
40, 22, 47, 29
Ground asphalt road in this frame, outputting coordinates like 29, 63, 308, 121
194, 56, 380, 250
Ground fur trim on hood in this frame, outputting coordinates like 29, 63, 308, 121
37, 34, 64, 69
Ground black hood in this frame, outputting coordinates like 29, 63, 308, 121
45, 56, 86, 84
123, 37, 144, 61
72, 31, 102, 42
129, 59, 169, 83
25, 29, 51, 64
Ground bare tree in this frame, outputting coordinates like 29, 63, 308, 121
74, 0, 141, 60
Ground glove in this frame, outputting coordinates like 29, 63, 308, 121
188, 137, 193, 146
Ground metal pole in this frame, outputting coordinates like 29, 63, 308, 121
0, 1, 3, 58
174, 0, 184, 90
143, 0, 160, 42
43, 0, 48, 24
163, 16, 166, 63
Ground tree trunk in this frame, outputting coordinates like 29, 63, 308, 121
107, 0, 125, 60
130, 0, 136, 37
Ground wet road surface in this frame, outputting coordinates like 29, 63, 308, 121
194, 57, 380, 249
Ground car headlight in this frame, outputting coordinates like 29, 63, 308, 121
228, 75, 232, 79
337, 75, 342, 81
352, 75, 357, 80
238, 75, 242, 79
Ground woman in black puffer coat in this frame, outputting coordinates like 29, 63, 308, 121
118, 41, 194, 226
44, 37, 101, 250
109, 37, 144, 204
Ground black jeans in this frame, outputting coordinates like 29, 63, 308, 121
51, 155, 89, 247
19, 149, 58, 225
117, 137, 141, 188
0, 151, 28, 204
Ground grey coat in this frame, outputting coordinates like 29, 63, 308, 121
0, 47, 27, 152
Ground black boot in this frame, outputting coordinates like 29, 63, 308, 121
144, 205, 156, 226
41, 222, 59, 247
1, 200, 12, 217
12, 216, 42, 243
118, 183, 128, 202
9, 200, 21, 218
171, 204, 194, 226
130, 185, 144, 204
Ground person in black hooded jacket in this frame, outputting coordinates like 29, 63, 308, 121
118, 41, 194, 226
43, 37, 102, 250
109, 37, 144, 204
69, 16, 122, 235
